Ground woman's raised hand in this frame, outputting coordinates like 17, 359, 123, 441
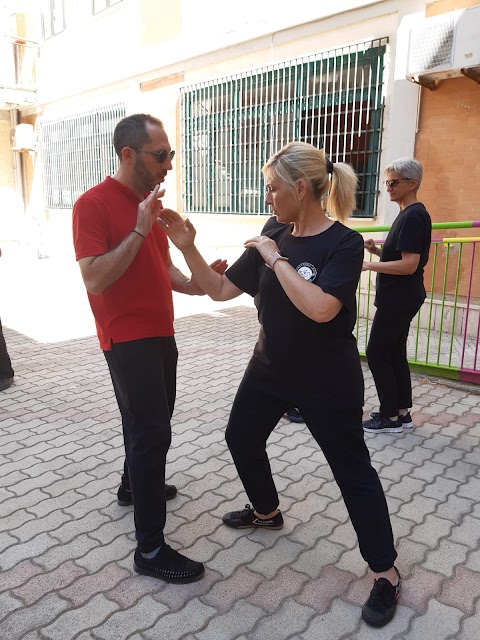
244, 235, 279, 264
157, 209, 196, 251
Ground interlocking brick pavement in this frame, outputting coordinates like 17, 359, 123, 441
1, 305, 480, 639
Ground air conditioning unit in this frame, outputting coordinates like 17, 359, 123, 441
11, 122, 35, 151
406, 6, 480, 85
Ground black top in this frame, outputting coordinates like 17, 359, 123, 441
375, 202, 432, 311
226, 221, 364, 408
261, 215, 286, 234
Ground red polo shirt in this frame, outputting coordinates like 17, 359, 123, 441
72, 177, 174, 351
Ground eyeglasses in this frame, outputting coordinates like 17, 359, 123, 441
385, 178, 410, 188
132, 148, 175, 163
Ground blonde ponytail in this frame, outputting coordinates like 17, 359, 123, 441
327, 162, 358, 223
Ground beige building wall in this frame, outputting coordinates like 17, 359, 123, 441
0, 1, 40, 249
9, 0, 432, 257
426, 0, 480, 15
134, 1, 425, 257
0, 112, 21, 243
0, 114, 14, 192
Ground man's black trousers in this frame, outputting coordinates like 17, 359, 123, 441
104, 336, 177, 553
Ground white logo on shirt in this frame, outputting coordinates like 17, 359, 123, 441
296, 262, 317, 282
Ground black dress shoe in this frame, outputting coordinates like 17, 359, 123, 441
134, 543, 204, 583
117, 483, 178, 506
0, 377, 13, 392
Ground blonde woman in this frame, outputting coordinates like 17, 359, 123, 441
159, 142, 400, 628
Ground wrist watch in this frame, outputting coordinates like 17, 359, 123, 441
266, 251, 289, 270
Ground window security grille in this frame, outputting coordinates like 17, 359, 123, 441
41, 103, 126, 209
181, 38, 387, 218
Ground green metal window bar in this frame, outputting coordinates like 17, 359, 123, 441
41, 102, 126, 209
181, 37, 388, 218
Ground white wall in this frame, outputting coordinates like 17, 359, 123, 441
35, 1, 384, 104
25, 0, 433, 257
379, 1, 424, 225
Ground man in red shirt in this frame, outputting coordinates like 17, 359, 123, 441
73, 114, 223, 583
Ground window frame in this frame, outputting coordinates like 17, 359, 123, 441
92, 0, 123, 16
41, 0, 66, 40
181, 38, 388, 218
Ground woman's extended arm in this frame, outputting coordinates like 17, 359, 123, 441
268, 260, 341, 322
362, 252, 420, 275
244, 235, 342, 323
158, 210, 243, 301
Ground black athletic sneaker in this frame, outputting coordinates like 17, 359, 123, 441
284, 408, 304, 423
134, 544, 204, 583
362, 567, 401, 628
117, 483, 177, 506
222, 504, 284, 530
362, 414, 403, 434
370, 411, 413, 429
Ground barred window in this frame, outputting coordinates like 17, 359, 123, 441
181, 38, 387, 218
41, 103, 126, 209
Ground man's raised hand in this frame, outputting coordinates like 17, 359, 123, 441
135, 185, 165, 238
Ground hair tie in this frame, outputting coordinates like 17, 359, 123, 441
326, 158, 334, 175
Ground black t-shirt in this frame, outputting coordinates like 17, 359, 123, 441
375, 202, 432, 311
261, 215, 286, 234
226, 221, 364, 408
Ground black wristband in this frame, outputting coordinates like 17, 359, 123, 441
132, 229, 145, 240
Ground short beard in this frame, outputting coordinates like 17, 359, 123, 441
133, 157, 155, 193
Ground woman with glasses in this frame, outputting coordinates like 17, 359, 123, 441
362, 158, 431, 434
158, 141, 401, 628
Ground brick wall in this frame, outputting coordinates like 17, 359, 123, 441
416, 1, 480, 225
415, 77, 480, 224
415, 0, 480, 298
415, 74, 480, 298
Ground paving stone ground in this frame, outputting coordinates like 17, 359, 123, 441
1, 304, 480, 640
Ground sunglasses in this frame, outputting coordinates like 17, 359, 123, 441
385, 178, 410, 188
132, 148, 175, 163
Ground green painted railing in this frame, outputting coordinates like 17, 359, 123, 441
355, 221, 480, 385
